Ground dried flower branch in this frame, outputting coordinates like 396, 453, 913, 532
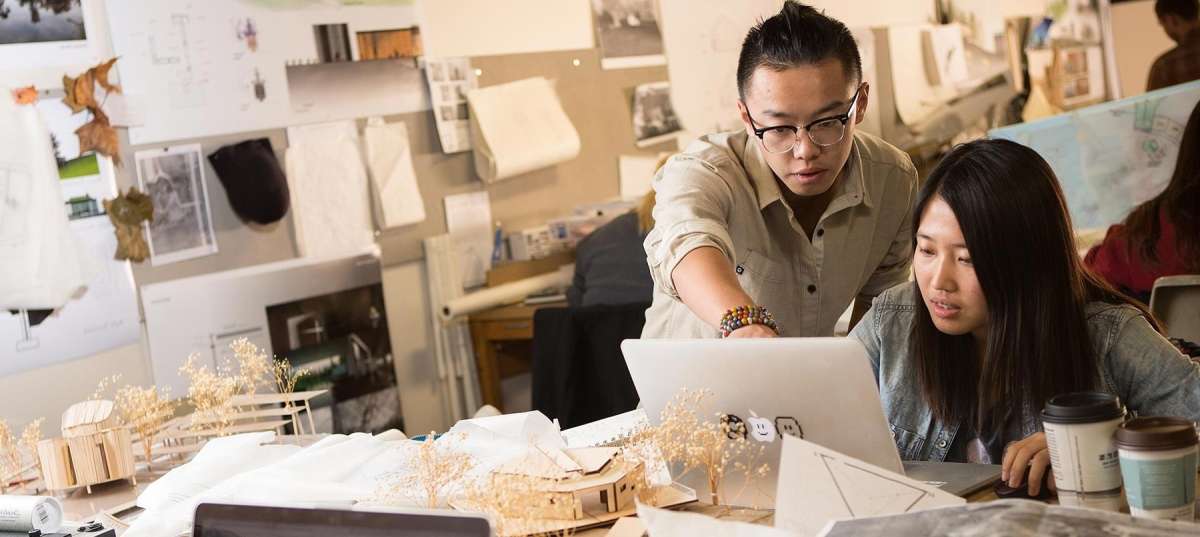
375, 432, 476, 509
90, 374, 122, 400
114, 385, 175, 469
463, 472, 578, 537
272, 358, 309, 410
621, 388, 768, 506
19, 419, 43, 488
0, 419, 17, 493
231, 338, 273, 398
179, 354, 240, 436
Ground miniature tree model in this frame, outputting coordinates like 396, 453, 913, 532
114, 385, 175, 470
179, 354, 240, 436
376, 432, 476, 509
0, 419, 17, 493
20, 418, 43, 489
623, 388, 768, 506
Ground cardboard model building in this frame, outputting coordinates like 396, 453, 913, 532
495, 446, 643, 520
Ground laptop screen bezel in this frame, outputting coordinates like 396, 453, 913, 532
193, 503, 491, 537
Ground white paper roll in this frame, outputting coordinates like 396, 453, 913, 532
0, 495, 64, 532
441, 265, 573, 321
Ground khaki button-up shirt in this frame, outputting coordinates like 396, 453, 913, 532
641, 129, 918, 338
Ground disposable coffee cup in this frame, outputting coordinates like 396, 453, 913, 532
1116, 416, 1199, 521
1041, 391, 1125, 510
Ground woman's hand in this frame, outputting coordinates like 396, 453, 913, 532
1001, 432, 1057, 497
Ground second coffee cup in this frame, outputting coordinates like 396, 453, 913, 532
1041, 391, 1126, 511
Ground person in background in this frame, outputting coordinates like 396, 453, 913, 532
641, 1, 918, 339
1148, 0, 1200, 91
851, 139, 1200, 497
566, 164, 662, 308
1085, 101, 1200, 303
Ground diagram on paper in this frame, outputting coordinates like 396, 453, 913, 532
820, 454, 936, 516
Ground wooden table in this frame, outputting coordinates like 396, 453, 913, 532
468, 300, 566, 411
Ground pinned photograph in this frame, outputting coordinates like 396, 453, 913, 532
632, 81, 683, 148
0, 0, 87, 45
356, 27, 422, 63
591, 0, 666, 69
312, 23, 352, 63
135, 145, 219, 266
264, 283, 402, 434
36, 95, 116, 222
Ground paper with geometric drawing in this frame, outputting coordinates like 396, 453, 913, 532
774, 435, 963, 537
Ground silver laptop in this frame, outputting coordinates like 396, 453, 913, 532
622, 338, 999, 507
193, 503, 492, 537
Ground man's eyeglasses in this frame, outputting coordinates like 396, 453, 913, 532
744, 84, 863, 154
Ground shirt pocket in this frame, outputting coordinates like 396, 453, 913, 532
735, 248, 786, 284
889, 423, 927, 461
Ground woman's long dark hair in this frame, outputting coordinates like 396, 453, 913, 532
1121, 102, 1200, 271
911, 139, 1147, 431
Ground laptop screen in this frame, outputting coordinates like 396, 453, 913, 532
193, 503, 490, 537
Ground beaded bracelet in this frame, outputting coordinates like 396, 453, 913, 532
719, 305, 779, 337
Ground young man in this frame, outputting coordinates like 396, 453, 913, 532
641, 2, 918, 339
1148, 0, 1200, 91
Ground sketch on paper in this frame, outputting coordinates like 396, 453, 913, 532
591, 0, 666, 69
135, 145, 219, 266
233, 17, 258, 53
633, 81, 683, 148
0, 0, 87, 44
425, 57, 476, 153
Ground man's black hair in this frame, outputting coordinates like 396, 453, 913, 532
1156, 0, 1200, 20
736, 1, 862, 98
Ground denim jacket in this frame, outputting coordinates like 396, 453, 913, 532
850, 283, 1200, 462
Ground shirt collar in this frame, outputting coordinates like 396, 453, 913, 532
742, 132, 872, 213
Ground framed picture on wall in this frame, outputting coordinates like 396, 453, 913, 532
134, 144, 219, 266
0, 0, 102, 73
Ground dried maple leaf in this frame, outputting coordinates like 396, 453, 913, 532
76, 119, 121, 167
12, 86, 37, 105
62, 74, 87, 113
92, 57, 121, 94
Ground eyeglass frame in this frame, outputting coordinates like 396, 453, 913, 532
743, 83, 865, 154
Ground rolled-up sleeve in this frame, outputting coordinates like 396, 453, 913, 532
859, 164, 917, 298
643, 155, 735, 299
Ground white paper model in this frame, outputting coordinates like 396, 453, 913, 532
466, 77, 581, 183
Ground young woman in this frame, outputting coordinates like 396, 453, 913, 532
1085, 101, 1200, 303
851, 138, 1200, 497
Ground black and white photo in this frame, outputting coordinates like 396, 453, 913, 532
633, 81, 682, 148
591, 0, 666, 69
135, 145, 219, 266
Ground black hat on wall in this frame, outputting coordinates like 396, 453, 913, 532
207, 138, 290, 225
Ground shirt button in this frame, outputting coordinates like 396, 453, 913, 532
936, 439, 948, 448
806, 284, 816, 293
816, 228, 824, 237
